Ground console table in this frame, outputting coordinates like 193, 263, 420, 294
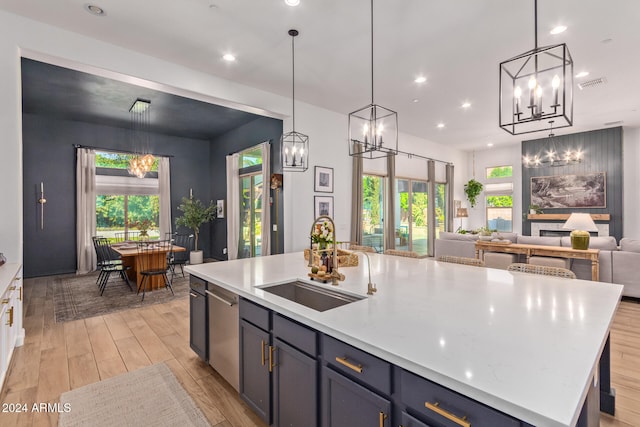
475, 241, 600, 281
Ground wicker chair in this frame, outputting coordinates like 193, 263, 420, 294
507, 263, 576, 279
437, 255, 485, 267
384, 249, 419, 258
349, 244, 376, 253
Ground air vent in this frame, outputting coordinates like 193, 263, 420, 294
604, 120, 624, 126
578, 77, 607, 90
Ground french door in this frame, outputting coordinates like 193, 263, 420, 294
395, 179, 428, 256
239, 172, 263, 258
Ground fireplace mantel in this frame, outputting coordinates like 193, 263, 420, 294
527, 214, 610, 221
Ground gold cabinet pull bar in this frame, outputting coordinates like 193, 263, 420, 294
7, 306, 14, 327
19, 287, 22, 302
425, 402, 470, 427
261, 340, 266, 366
268, 346, 275, 373
335, 356, 363, 373
379, 411, 387, 427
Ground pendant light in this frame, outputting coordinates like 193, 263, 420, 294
348, 0, 398, 158
127, 98, 155, 178
281, 29, 309, 172
499, 0, 573, 135
522, 120, 584, 168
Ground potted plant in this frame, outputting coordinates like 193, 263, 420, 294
477, 226, 493, 241
464, 179, 483, 208
175, 197, 216, 264
127, 219, 154, 239
529, 204, 543, 214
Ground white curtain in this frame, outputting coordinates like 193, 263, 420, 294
261, 141, 271, 256
226, 154, 240, 260
158, 157, 172, 238
76, 148, 96, 274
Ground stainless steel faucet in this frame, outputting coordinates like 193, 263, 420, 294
353, 251, 377, 295
309, 215, 344, 286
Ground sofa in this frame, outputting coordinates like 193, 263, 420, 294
435, 232, 639, 297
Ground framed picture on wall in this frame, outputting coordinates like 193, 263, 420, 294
314, 196, 334, 218
216, 199, 225, 219
314, 166, 334, 193
530, 173, 606, 208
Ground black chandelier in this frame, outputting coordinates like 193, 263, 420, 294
281, 29, 309, 172
348, 0, 398, 158
499, 0, 573, 136
522, 120, 583, 168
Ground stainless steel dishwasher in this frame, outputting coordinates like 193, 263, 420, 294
206, 284, 239, 391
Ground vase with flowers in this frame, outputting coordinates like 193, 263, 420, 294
127, 219, 155, 240
311, 220, 334, 268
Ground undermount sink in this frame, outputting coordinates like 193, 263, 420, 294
259, 280, 365, 312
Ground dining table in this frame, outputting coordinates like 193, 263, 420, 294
111, 242, 186, 290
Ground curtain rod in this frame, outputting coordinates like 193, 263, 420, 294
72, 144, 174, 158
394, 148, 452, 165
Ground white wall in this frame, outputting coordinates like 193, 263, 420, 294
0, 10, 466, 262
464, 145, 523, 232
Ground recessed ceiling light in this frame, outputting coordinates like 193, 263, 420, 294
437, 123, 445, 129
222, 54, 236, 62
575, 71, 589, 78
414, 76, 427, 84
461, 102, 471, 109
285, 0, 300, 6
550, 25, 567, 35
84, 4, 106, 16
487, 143, 494, 147
412, 98, 419, 103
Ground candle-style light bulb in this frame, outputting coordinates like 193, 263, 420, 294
528, 76, 537, 109
363, 123, 369, 145
552, 75, 560, 107
535, 85, 543, 115
514, 86, 522, 115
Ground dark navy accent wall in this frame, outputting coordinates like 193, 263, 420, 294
208, 117, 283, 260
22, 114, 211, 278
521, 127, 623, 241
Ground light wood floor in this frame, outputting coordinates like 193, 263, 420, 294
1, 277, 639, 426
0, 276, 266, 427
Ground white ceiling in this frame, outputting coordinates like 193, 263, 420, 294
2, 0, 639, 151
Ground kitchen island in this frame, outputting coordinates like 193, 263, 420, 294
186, 252, 622, 427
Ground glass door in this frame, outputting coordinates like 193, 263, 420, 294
362, 175, 385, 252
240, 173, 263, 258
410, 181, 428, 256
395, 179, 410, 251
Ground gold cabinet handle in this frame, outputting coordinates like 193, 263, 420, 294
425, 402, 470, 427
268, 345, 275, 373
261, 340, 266, 366
9, 286, 16, 291
19, 287, 22, 302
1, 299, 9, 305
335, 356, 363, 373
379, 411, 387, 427
7, 306, 14, 327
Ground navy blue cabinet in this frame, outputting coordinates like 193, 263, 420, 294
322, 366, 391, 427
273, 338, 318, 427
239, 319, 271, 423
239, 299, 319, 426
400, 411, 431, 427
189, 281, 207, 361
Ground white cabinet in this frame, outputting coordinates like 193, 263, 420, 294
0, 263, 24, 391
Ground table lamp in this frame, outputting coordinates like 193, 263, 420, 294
455, 207, 468, 232
562, 213, 598, 250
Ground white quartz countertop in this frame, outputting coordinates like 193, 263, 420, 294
185, 252, 622, 427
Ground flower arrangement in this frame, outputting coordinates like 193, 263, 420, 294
127, 219, 155, 236
311, 220, 334, 248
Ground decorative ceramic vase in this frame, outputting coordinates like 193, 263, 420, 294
570, 230, 590, 250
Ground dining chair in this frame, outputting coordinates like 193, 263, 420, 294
136, 240, 174, 301
507, 263, 576, 279
92, 236, 132, 295
115, 230, 141, 242
437, 255, 485, 267
167, 233, 194, 279
384, 249, 419, 258
348, 244, 376, 253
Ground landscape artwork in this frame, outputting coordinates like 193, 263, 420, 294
530, 173, 606, 209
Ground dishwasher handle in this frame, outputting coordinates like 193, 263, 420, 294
205, 289, 236, 306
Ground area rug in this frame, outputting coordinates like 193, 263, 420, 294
53, 271, 190, 323
58, 363, 210, 427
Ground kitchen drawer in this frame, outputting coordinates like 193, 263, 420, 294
322, 334, 391, 395
273, 313, 317, 357
239, 297, 270, 331
190, 275, 207, 294
400, 369, 520, 427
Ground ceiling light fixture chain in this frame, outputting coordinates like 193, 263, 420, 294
281, 29, 309, 172
499, 0, 573, 135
